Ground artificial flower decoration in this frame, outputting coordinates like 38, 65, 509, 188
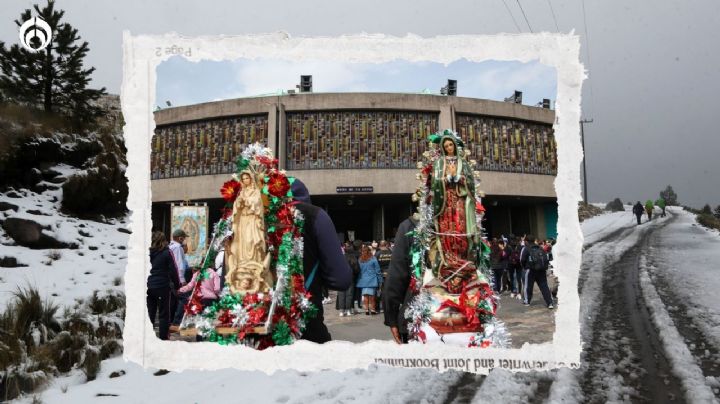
220, 179, 242, 202
267, 171, 291, 197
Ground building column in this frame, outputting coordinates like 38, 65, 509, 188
535, 205, 547, 240
439, 103, 453, 131
267, 103, 278, 154
373, 205, 383, 241
277, 101, 287, 170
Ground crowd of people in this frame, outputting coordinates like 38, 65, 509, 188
325, 231, 558, 344
488, 235, 556, 308
633, 198, 667, 225
332, 240, 393, 317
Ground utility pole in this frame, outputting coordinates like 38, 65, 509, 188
580, 119, 593, 204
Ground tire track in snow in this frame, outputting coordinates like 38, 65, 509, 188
637, 215, 720, 402
579, 225, 684, 403
550, 214, 677, 402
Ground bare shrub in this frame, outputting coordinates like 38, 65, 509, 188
46, 250, 62, 261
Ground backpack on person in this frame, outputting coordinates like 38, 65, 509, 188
527, 246, 549, 271
510, 247, 521, 267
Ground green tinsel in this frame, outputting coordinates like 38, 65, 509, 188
272, 320, 293, 346
208, 330, 238, 345
302, 302, 318, 320
287, 256, 302, 275
236, 157, 250, 172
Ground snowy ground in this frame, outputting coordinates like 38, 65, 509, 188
5, 203, 720, 403
0, 164, 129, 310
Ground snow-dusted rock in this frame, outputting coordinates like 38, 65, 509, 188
1, 217, 78, 249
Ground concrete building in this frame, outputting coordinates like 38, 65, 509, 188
151, 92, 557, 242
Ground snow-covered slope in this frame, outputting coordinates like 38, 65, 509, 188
0, 163, 129, 309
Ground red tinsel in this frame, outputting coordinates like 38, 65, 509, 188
267, 172, 291, 197
220, 180, 242, 202
417, 329, 427, 343
268, 230, 284, 250
217, 309, 234, 326
248, 307, 267, 325
256, 155, 278, 170
243, 293, 260, 306
409, 277, 419, 293
291, 275, 305, 293
185, 291, 204, 316
276, 205, 295, 227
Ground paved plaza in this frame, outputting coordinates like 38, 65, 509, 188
325, 277, 558, 347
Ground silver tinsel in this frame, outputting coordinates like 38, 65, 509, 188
404, 289, 433, 336
195, 316, 214, 337
292, 236, 304, 259
241, 142, 272, 160
230, 303, 249, 328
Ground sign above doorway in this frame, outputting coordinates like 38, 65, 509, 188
336, 186, 374, 193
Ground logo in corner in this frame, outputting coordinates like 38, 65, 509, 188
19, 16, 52, 52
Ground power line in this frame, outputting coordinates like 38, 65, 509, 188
581, 0, 595, 118
546, 0, 560, 32
500, 0, 522, 32
516, 0, 534, 33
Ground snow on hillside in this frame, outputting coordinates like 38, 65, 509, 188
6, 201, 719, 403
0, 163, 129, 309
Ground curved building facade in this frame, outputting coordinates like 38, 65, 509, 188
151, 93, 557, 242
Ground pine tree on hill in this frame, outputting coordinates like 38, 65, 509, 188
0, 0, 106, 131
659, 185, 678, 206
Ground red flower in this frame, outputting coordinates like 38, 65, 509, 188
480, 340, 491, 348
475, 201, 485, 213
220, 180, 242, 202
422, 164, 433, 176
267, 172, 291, 197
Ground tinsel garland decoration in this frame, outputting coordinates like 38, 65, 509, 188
404, 130, 509, 348
180, 142, 316, 349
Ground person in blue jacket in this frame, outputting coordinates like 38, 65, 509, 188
356, 244, 383, 315
290, 179, 352, 342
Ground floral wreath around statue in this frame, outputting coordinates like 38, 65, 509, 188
404, 129, 510, 348
179, 143, 316, 349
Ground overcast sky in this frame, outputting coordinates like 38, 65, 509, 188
2, 0, 719, 208
156, 58, 557, 108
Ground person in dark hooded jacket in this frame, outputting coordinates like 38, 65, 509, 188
147, 231, 181, 340
290, 179, 352, 343
383, 210, 419, 344
632, 201, 644, 225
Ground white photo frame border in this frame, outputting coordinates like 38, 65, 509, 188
121, 32, 585, 374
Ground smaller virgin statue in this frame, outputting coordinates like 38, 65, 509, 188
226, 171, 272, 294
